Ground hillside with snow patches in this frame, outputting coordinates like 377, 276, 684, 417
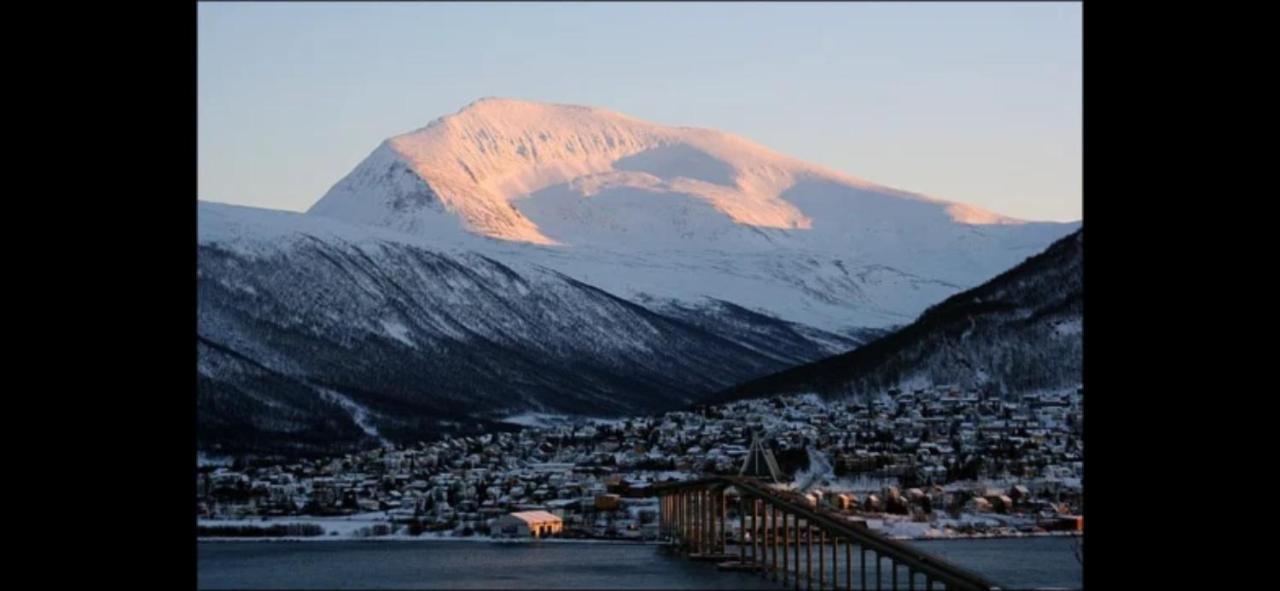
198, 203, 872, 456
709, 229, 1084, 405
199, 98, 1078, 456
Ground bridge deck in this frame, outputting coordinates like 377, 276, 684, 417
652, 475, 1001, 591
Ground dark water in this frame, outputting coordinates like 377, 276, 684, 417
907, 537, 1082, 589
198, 537, 1081, 589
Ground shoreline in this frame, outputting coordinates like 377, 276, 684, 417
197, 530, 1081, 544
197, 535, 659, 544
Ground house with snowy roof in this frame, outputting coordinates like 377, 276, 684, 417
493, 510, 563, 538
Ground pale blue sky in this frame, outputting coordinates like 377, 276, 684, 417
198, 2, 1081, 222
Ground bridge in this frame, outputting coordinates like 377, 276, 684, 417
652, 475, 1002, 591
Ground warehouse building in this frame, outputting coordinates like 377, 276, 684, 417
493, 510, 563, 538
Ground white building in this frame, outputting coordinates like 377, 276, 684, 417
493, 510, 563, 538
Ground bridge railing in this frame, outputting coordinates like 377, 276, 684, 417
653, 475, 1002, 591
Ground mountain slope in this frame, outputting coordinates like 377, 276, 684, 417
307, 98, 1079, 330
708, 228, 1083, 403
198, 99, 1080, 456
198, 202, 866, 456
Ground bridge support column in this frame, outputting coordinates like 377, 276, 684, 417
658, 494, 663, 541
694, 489, 701, 554
670, 494, 677, 543
692, 490, 700, 554
696, 488, 706, 555
657, 495, 661, 540
698, 489, 704, 553
683, 491, 690, 550
689, 490, 696, 553
805, 523, 812, 590
762, 503, 769, 580
703, 488, 711, 554
782, 508, 789, 587
738, 495, 745, 564
818, 528, 825, 590
683, 491, 689, 550
753, 498, 761, 575
691, 490, 697, 552
860, 547, 867, 591
665, 494, 671, 542
707, 489, 714, 554
773, 502, 780, 581
831, 533, 837, 590
674, 493, 681, 545
756, 500, 764, 577
670, 494, 677, 544
691, 490, 697, 551
704, 488, 712, 555
830, 536, 837, 590
794, 516, 801, 591
716, 488, 727, 555
706, 488, 716, 555
667, 494, 673, 542
759, 498, 767, 578
845, 539, 852, 591
671, 493, 677, 544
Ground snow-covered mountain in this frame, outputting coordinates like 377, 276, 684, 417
709, 228, 1084, 404
198, 202, 871, 456
198, 98, 1079, 456
309, 97, 1077, 328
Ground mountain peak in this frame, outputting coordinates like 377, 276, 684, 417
463, 96, 610, 113
409, 97, 636, 139
310, 99, 1027, 247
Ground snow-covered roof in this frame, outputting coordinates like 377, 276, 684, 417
507, 510, 561, 524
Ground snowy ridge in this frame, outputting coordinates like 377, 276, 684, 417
310, 98, 1051, 245
199, 99, 1080, 455
305, 98, 1077, 328
712, 229, 1084, 403
198, 202, 864, 455
313, 97, 829, 244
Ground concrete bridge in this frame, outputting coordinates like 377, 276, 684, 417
653, 475, 1002, 591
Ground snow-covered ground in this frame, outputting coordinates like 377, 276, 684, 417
498, 412, 574, 428
285, 97, 1078, 331
498, 413, 633, 429
197, 511, 1076, 543
865, 518, 944, 540
199, 512, 395, 539
196, 452, 235, 468
792, 446, 834, 492
317, 388, 392, 447
197, 512, 664, 543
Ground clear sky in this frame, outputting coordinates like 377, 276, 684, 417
198, 2, 1081, 222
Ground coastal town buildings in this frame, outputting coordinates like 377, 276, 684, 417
197, 387, 1083, 540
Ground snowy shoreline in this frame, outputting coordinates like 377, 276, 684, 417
198, 509, 1082, 545
197, 535, 658, 544
197, 530, 1081, 544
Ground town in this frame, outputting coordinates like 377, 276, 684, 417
197, 386, 1083, 541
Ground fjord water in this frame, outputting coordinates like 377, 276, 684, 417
197, 537, 1081, 589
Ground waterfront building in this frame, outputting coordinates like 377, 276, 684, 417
494, 510, 563, 538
